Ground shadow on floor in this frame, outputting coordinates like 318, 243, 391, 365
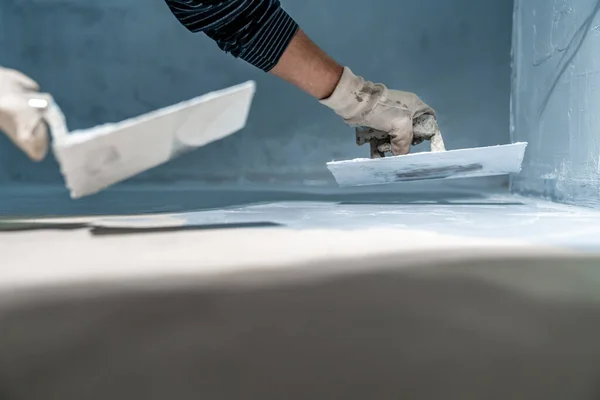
90, 222, 283, 236
0, 221, 283, 234
0, 222, 89, 232
338, 193, 525, 206
339, 201, 525, 205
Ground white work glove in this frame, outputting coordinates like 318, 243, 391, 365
321, 67, 444, 158
0, 66, 51, 161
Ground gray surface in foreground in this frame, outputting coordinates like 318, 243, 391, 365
510, 0, 600, 208
1, 255, 600, 400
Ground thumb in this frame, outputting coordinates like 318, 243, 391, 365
18, 120, 49, 162
1, 68, 40, 91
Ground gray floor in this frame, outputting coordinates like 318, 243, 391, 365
93, 196, 600, 250
0, 178, 507, 216
3, 181, 600, 400
4, 179, 600, 251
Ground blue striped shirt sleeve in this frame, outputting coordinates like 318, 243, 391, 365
164, 0, 299, 72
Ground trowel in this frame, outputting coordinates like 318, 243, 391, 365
40, 81, 255, 198
327, 116, 527, 186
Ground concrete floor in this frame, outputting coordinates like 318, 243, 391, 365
4, 184, 600, 248
90, 195, 600, 250
3, 182, 600, 399
0, 178, 508, 216
3, 181, 600, 288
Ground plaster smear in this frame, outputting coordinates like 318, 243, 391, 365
327, 143, 527, 187
511, 0, 600, 208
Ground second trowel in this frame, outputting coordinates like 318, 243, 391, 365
327, 116, 527, 187
41, 81, 256, 198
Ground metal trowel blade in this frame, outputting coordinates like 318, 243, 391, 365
326, 142, 528, 187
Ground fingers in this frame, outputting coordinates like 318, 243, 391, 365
24, 92, 53, 110
412, 114, 446, 152
357, 127, 392, 158
390, 131, 413, 155
19, 121, 49, 162
356, 121, 416, 157
413, 114, 438, 140
369, 138, 387, 158
0, 91, 51, 161
356, 126, 387, 146
370, 133, 412, 158
1, 68, 40, 91
412, 136, 425, 146
389, 118, 413, 156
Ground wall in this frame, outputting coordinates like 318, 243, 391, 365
0, 0, 514, 189
0, 1, 17, 182
511, 0, 600, 207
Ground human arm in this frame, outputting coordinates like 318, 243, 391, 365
270, 30, 444, 156
164, 0, 442, 157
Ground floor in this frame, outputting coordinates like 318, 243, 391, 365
3, 181, 600, 249
3, 182, 600, 400
2, 179, 600, 290
89, 195, 600, 249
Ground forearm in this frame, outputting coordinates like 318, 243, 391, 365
270, 29, 343, 100
165, 1, 439, 158
165, 0, 342, 99
165, 0, 299, 71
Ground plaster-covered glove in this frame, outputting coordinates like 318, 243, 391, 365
320, 67, 444, 158
0, 67, 50, 161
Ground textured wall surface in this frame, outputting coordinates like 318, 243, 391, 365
0, 1, 16, 182
511, 0, 600, 207
0, 0, 513, 187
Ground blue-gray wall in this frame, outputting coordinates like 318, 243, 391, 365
0, 0, 514, 216
0, 0, 16, 183
1, 0, 513, 183
511, 0, 600, 208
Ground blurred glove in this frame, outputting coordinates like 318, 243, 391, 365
320, 67, 444, 158
0, 66, 50, 161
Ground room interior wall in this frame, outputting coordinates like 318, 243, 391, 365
0, 0, 514, 187
511, 0, 600, 208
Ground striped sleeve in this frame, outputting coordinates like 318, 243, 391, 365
164, 0, 299, 72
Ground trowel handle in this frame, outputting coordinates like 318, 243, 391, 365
27, 93, 69, 140
429, 130, 446, 152
40, 96, 69, 140
413, 114, 446, 152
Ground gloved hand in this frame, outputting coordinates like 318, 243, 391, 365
320, 67, 444, 158
0, 66, 50, 161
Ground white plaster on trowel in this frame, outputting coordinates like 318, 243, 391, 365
49, 81, 256, 199
327, 143, 528, 187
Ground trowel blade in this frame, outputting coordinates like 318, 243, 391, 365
52, 81, 255, 199
326, 142, 528, 187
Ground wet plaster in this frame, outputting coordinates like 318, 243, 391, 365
5, 184, 600, 251
511, 0, 600, 208
87, 197, 600, 251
